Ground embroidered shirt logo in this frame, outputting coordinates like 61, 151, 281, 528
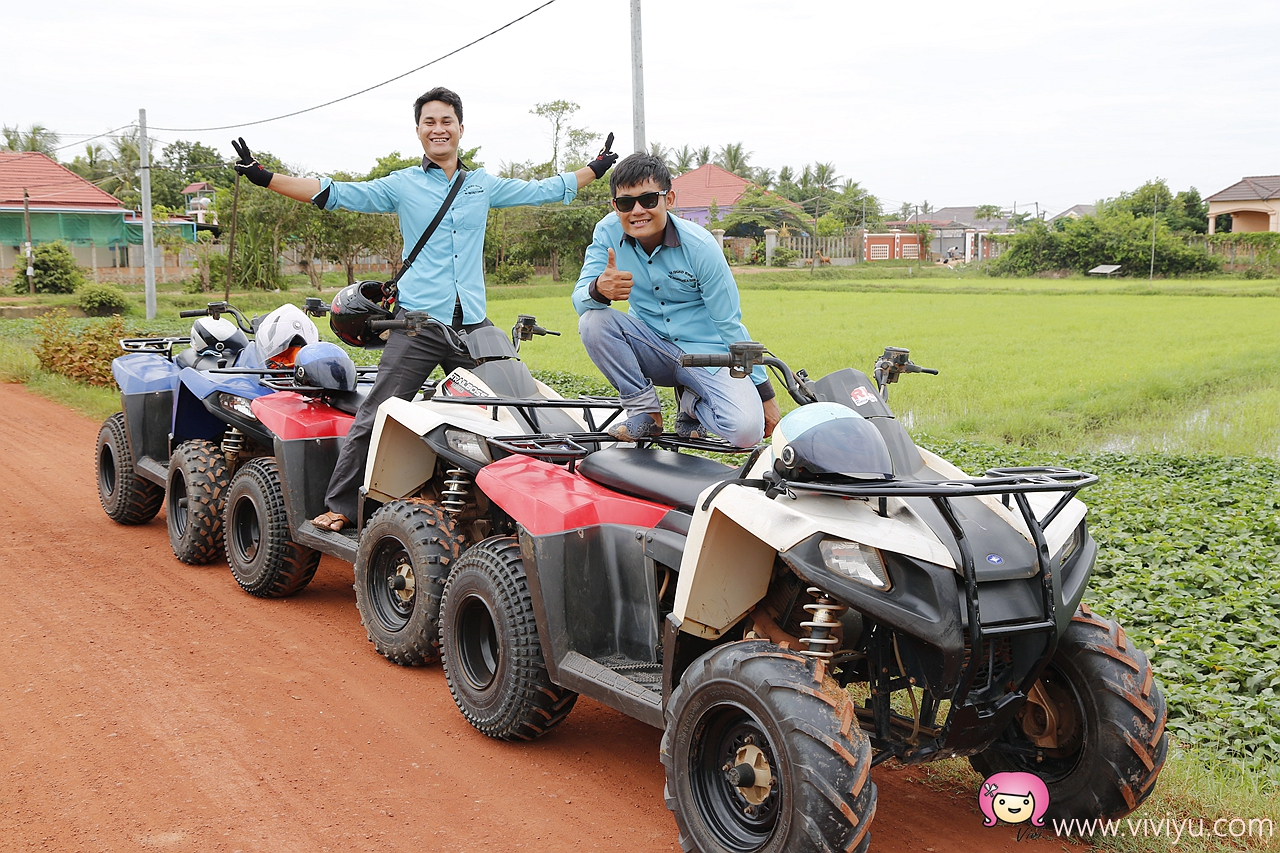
461, 185, 485, 196
668, 269, 699, 288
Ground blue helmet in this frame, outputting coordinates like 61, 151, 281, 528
771, 402, 894, 481
293, 342, 357, 392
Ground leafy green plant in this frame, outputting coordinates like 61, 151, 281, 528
491, 259, 535, 285
771, 247, 799, 267
33, 309, 126, 386
76, 283, 129, 316
11, 241, 86, 294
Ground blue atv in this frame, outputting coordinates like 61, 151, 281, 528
94, 299, 327, 565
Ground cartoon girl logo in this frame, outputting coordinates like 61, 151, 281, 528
979, 771, 1050, 828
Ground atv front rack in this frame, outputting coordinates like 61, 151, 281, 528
429, 394, 627, 435
119, 336, 190, 357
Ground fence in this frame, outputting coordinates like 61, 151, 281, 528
780, 233, 863, 266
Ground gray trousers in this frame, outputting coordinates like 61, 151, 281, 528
324, 307, 490, 521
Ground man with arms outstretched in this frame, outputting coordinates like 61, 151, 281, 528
573, 153, 779, 446
232, 87, 616, 531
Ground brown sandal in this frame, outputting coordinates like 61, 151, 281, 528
311, 510, 350, 532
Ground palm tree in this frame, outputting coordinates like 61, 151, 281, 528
2, 123, 61, 156
648, 141, 673, 171
812, 161, 841, 190
715, 143, 753, 178
753, 167, 776, 190
695, 146, 712, 167
671, 145, 696, 175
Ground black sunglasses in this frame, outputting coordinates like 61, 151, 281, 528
612, 191, 666, 213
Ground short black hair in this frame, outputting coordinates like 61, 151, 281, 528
414, 87, 463, 124
610, 153, 672, 196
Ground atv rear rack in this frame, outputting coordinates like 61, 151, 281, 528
119, 336, 190, 358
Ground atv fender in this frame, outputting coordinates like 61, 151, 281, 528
365, 396, 516, 503
672, 481, 956, 639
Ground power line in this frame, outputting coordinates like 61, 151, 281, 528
151, 0, 559, 133
51, 124, 137, 152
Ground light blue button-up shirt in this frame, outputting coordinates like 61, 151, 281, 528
573, 213, 768, 386
316, 162, 577, 322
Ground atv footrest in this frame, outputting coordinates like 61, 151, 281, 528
557, 651, 664, 728
293, 523, 358, 564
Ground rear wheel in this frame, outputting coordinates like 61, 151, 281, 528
224, 458, 320, 598
439, 536, 576, 740
662, 640, 877, 853
354, 501, 462, 666
96, 412, 162, 525
969, 605, 1168, 821
165, 439, 229, 564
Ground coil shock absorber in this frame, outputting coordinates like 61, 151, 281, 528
799, 587, 847, 660
441, 467, 471, 514
221, 427, 245, 468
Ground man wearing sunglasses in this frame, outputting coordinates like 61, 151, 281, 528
574, 153, 780, 445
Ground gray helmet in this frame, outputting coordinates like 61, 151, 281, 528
189, 317, 248, 358
771, 402, 894, 481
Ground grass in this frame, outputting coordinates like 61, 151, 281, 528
913, 745, 1279, 851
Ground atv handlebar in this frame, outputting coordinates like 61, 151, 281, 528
178, 301, 255, 334
369, 311, 469, 353
679, 342, 818, 405
511, 314, 560, 350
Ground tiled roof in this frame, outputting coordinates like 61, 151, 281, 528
1206, 176, 1280, 202
671, 163, 752, 210
1051, 204, 1096, 221
182, 181, 211, 194
0, 151, 126, 210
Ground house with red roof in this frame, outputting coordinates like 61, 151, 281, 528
1206, 176, 1280, 233
670, 163, 753, 226
0, 151, 128, 274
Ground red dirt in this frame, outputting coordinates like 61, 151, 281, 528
0, 384, 1079, 852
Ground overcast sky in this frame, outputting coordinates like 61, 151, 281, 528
10, 0, 1278, 217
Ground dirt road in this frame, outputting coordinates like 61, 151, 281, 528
0, 384, 1074, 852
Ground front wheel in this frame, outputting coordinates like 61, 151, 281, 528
439, 536, 577, 740
662, 640, 877, 853
224, 458, 320, 598
969, 605, 1168, 821
354, 500, 462, 666
166, 439, 229, 564
96, 412, 163, 525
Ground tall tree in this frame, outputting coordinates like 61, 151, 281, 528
530, 100, 579, 172
695, 146, 712, 167
671, 145, 696, 175
2, 124, 61, 156
715, 143, 753, 178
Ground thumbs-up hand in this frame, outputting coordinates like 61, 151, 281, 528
596, 247, 634, 301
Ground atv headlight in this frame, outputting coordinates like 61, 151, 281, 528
219, 393, 257, 421
445, 429, 492, 464
819, 539, 890, 590
1057, 522, 1084, 566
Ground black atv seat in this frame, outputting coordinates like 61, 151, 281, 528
326, 384, 374, 416
174, 348, 235, 372
577, 447, 735, 511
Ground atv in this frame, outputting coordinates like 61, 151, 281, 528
225, 311, 625, 665
94, 299, 327, 565
363, 341, 1167, 852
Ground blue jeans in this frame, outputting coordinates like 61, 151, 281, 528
578, 308, 764, 447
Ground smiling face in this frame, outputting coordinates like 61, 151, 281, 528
613, 178, 675, 251
416, 100, 463, 167
993, 792, 1036, 824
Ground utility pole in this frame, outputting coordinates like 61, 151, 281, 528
630, 0, 646, 154
225, 174, 241, 302
139, 109, 157, 320
22, 188, 34, 294
1150, 194, 1158, 281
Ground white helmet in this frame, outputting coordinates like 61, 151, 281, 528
189, 317, 248, 358
255, 304, 320, 362
771, 402, 894, 481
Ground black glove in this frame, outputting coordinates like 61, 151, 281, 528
586, 132, 618, 179
231, 137, 274, 188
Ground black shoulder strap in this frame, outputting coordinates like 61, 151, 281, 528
390, 167, 467, 286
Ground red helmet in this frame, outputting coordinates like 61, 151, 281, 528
330, 281, 395, 348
